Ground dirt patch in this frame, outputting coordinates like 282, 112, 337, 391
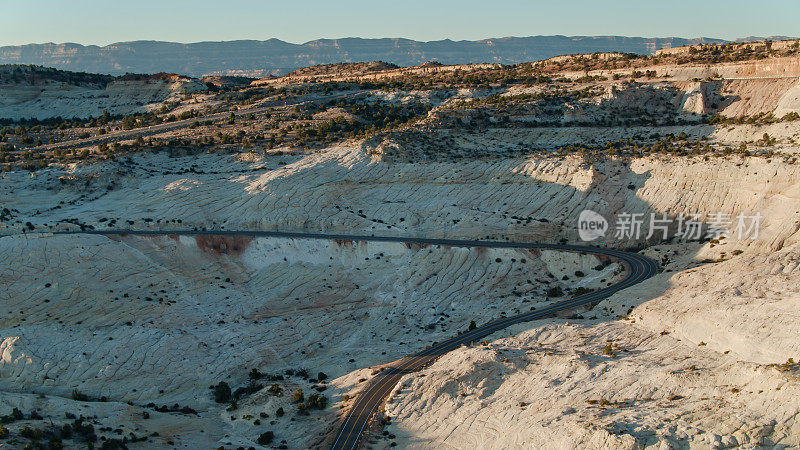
194, 235, 253, 256
472, 246, 488, 257
405, 242, 430, 250
333, 238, 354, 247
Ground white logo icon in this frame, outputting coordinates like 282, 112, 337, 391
578, 210, 608, 241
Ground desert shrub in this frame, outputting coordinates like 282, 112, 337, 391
257, 431, 274, 445
55, 424, 71, 440
782, 112, 800, 121
777, 358, 799, 371
233, 381, 263, 400
468, 320, 477, 331
275, 407, 285, 417
212, 382, 231, 403
317, 372, 328, 381
758, 133, 776, 146
71, 418, 96, 441
574, 287, 592, 295
292, 388, 304, 403
71, 390, 89, 401
547, 286, 564, 297
20, 425, 43, 440
306, 393, 328, 409
100, 438, 125, 449
0, 424, 8, 438
121, 115, 138, 130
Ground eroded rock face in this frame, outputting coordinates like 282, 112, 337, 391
0, 231, 614, 447
384, 236, 800, 447
386, 320, 800, 449
2, 144, 800, 447
1, 63, 800, 446
775, 80, 800, 118
5, 140, 800, 247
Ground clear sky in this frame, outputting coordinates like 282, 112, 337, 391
1, 0, 797, 46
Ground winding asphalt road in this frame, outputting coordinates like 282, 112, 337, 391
56, 228, 658, 449
327, 237, 658, 450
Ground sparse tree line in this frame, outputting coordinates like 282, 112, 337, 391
708, 111, 800, 125
0, 64, 114, 87
0, 405, 137, 448
377, 127, 789, 164
208, 367, 330, 448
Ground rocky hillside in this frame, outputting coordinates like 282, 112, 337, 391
0, 65, 208, 120
286, 61, 400, 77
1, 43, 800, 448
0, 36, 728, 77
2, 136, 800, 447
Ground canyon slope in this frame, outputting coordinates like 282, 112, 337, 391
1, 41, 800, 448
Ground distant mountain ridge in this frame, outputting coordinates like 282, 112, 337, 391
0, 36, 736, 77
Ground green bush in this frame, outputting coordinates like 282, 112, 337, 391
121, 116, 138, 130
306, 393, 328, 409
292, 388, 304, 403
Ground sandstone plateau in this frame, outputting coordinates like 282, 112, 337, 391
1, 40, 799, 448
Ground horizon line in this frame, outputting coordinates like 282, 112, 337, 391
0, 34, 762, 48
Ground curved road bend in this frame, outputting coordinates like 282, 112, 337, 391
54, 229, 658, 449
